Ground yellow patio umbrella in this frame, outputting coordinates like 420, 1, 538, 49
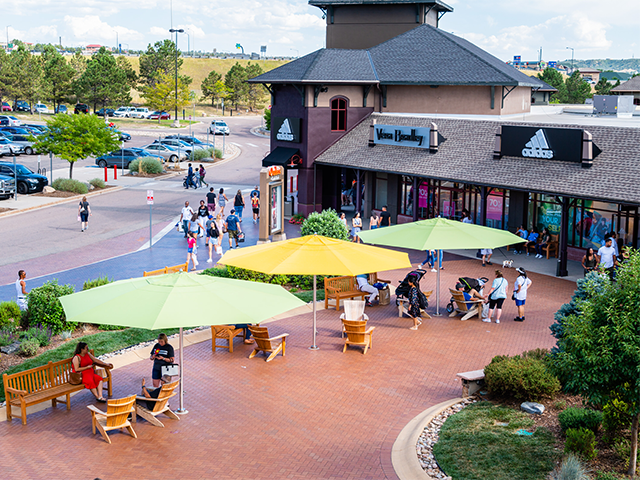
219, 235, 412, 349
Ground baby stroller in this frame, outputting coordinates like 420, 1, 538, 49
395, 268, 429, 309
446, 276, 488, 314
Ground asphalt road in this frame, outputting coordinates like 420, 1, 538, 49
0, 115, 268, 287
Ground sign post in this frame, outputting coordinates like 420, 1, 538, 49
147, 190, 154, 248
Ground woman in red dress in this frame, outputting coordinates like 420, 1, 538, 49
71, 342, 113, 402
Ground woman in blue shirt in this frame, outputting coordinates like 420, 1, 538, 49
484, 270, 508, 324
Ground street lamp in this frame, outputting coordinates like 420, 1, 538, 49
290, 48, 299, 58
6, 25, 10, 49
186, 32, 190, 57
566, 46, 574, 73
169, 28, 185, 126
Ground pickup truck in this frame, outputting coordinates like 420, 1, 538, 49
130, 107, 151, 119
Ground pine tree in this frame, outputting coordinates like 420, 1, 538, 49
201, 70, 222, 106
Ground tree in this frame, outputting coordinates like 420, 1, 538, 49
538, 67, 567, 103
594, 78, 614, 96
139, 40, 183, 89
141, 71, 191, 121
201, 70, 222, 106
224, 62, 248, 109
245, 62, 266, 111
77, 47, 134, 111
69, 52, 88, 103
565, 71, 592, 104
551, 251, 640, 477
300, 209, 349, 241
34, 114, 121, 179
7, 45, 43, 110
41, 45, 75, 111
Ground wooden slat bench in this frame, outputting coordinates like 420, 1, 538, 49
456, 369, 485, 397
143, 262, 189, 277
211, 325, 247, 353
3, 350, 112, 425
324, 276, 367, 311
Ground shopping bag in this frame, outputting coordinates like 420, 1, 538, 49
215, 245, 223, 255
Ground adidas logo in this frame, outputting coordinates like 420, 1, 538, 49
276, 119, 294, 141
522, 129, 554, 159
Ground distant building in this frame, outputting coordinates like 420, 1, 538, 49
529, 77, 558, 105
612, 76, 640, 105
85, 44, 102, 54
578, 68, 601, 83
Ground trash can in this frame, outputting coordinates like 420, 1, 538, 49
378, 286, 391, 306
284, 196, 293, 217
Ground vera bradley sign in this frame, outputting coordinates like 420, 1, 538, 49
373, 125, 431, 149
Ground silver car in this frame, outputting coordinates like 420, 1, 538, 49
7, 134, 37, 155
0, 137, 24, 156
141, 143, 187, 162
152, 139, 193, 157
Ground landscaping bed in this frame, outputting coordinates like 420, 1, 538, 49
0, 208, 15, 214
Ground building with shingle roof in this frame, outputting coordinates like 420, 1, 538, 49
612, 76, 640, 105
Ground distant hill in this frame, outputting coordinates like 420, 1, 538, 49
557, 59, 640, 74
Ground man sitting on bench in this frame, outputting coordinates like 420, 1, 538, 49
456, 282, 484, 303
356, 274, 378, 307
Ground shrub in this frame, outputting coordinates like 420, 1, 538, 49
300, 209, 349, 241
192, 148, 214, 161
558, 407, 603, 434
264, 107, 271, 130
139, 157, 163, 174
564, 428, 597, 460
21, 325, 53, 347
484, 354, 561, 401
0, 301, 22, 328
549, 454, 590, 480
60, 330, 73, 340
214, 148, 222, 159
19, 338, 40, 357
554, 400, 568, 411
0, 328, 18, 347
128, 158, 140, 173
595, 472, 622, 480
26, 280, 76, 334
89, 178, 106, 189
521, 348, 550, 362
51, 178, 88, 194
83, 276, 112, 290
201, 266, 327, 291
603, 397, 631, 439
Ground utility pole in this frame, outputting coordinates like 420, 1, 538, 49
566, 46, 575, 73
169, 28, 185, 127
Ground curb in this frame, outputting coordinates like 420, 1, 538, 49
250, 126, 270, 138
391, 397, 464, 480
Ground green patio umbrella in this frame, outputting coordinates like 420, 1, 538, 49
358, 218, 526, 315
59, 272, 306, 412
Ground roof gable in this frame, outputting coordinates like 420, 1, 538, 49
612, 75, 640, 92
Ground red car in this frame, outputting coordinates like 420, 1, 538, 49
149, 111, 170, 120
1, 102, 11, 112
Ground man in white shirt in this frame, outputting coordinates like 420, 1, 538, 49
356, 274, 378, 306
597, 237, 618, 280
180, 201, 195, 238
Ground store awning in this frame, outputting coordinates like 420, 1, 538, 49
262, 147, 301, 168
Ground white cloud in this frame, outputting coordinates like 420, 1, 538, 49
64, 15, 144, 44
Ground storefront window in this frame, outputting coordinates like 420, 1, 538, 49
375, 173, 387, 210
537, 195, 562, 236
400, 176, 413, 216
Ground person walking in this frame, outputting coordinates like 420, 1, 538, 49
188, 213, 200, 244
206, 187, 217, 214
218, 188, 228, 215
251, 192, 260, 224
379, 205, 391, 227
187, 232, 198, 271
406, 277, 423, 330
198, 164, 208, 188
351, 212, 362, 243
370, 211, 379, 230
581, 247, 598, 276
186, 163, 196, 189
78, 196, 91, 232
225, 209, 242, 249
215, 213, 225, 254
234, 189, 245, 220
484, 270, 507, 324
513, 267, 532, 322
15, 270, 28, 311
180, 201, 194, 238
481, 248, 493, 267
205, 214, 219, 263
197, 200, 209, 238
597, 237, 618, 280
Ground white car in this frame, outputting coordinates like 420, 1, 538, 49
209, 120, 230, 135
0, 115, 22, 126
130, 107, 151, 119
112, 106, 135, 118
34, 103, 49, 114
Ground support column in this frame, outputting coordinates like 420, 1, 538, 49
480, 186, 488, 226
356, 169, 362, 213
556, 197, 571, 277
412, 176, 419, 222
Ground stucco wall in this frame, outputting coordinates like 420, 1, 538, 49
500, 86, 532, 115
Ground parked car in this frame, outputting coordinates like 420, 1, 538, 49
8, 135, 37, 155
112, 106, 135, 118
96, 108, 116, 117
20, 126, 43, 136
108, 127, 131, 141
152, 138, 194, 156
0, 115, 22, 126
74, 103, 90, 114
0, 173, 16, 199
55, 104, 68, 114
165, 135, 214, 149
148, 111, 170, 120
0, 126, 31, 136
24, 124, 48, 133
13, 101, 30, 112
95, 149, 148, 168
34, 103, 49, 114
140, 143, 186, 162
130, 107, 151, 119
1, 102, 11, 112
129, 148, 164, 162
0, 162, 48, 194
209, 120, 230, 135
0, 137, 24, 156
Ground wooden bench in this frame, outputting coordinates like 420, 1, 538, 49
324, 276, 367, 311
397, 290, 433, 319
143, 262, 188, 277
456, 369, 485, 397
3, 350, 113, 425
211, 325, 247, 353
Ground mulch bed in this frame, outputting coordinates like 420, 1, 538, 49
0, 208, 15, 213
33, 186, 116, 198
486, 392, 628, 476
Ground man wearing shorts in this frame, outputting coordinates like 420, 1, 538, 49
206, 187, 217, 213
225, 209, 242, 249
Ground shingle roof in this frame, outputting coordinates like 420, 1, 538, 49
309, 0, 453, 11
612, 75, 640, 92
250, 24, 539, 87
527, 76, 558, 92
315, 113, 640, 205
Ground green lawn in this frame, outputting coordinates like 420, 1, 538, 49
0, 327, 179, 403
433, 402, 558, 480
292, 290, 325, 303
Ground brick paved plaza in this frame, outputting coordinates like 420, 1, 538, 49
0, 251, 576, 480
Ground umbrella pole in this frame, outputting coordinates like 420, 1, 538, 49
434, 250, 442, 316
176, 327, 188, 414
310, 274, 319, 350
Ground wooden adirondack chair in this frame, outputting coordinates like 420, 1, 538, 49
247, 326, 289, 362
135, 380, 180, 428
87, 394, 137, 444
342, 319, 375, 354
211, 325, 246, 353
339, 300, 369, 337
448, 288, 484, 321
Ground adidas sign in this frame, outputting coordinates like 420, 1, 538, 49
522, 129, 554, 159
277, 119, 295, 141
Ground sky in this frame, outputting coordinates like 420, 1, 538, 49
2, 0, 639, 61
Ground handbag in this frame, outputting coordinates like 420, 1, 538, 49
512, 292, 516, 301
77, 215, 81, 222
69, 371, 82, 385
161, 364, 180, 376
237, 232, 245, 243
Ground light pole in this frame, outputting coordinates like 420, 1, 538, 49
566, 46, 574, 73
290, 48, 299, 58
186, 32, 190, 57
6, 25, 10, 49
169, 28, 184, 127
